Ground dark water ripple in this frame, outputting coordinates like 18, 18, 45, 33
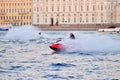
0, 70, 18, 76
9, 66, 25, 71
0, 54, 3, 57
29, 39, 38, 42
43, 74, 71, 80
21, 61, 42, 64
0, 49, 6, 53
78, 52, 120, 56
51, 63, 76, 68
43, 74, 84, 80
18, 48, 33, 53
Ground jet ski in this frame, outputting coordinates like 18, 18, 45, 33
49, 43, 65, 51
0, 28, 9, 31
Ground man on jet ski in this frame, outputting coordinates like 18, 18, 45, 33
70, 32, 75, 39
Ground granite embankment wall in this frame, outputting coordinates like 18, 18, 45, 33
34, 24, 120, 31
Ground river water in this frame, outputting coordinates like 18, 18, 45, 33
0, 25, 120, 80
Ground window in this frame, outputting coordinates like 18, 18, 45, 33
37, 0, 39, 2
37, 18, 39, 23
101, 13, 103, 16
9, 9, 11, 13
101, 17, 103, 22
101, 5, 103, 10
68, 18, 70, 22
80, 14, 82, 16
15, 16, 16, 20
27, 3, 28, 6
12, 16, 14, 20
68, 14, 70, 16
57, 6, 59, 11
29, 3, 31, 6
26, 16, 28, 19
86, 13, 88, 16
12, 3, 14, 6
69, 6, 71, 11
63, 6, 65, 11
9, 16, 11, 20
81, 6, 83, 11
52, 6, 54, 12
74, 18, 76, 23
46, 7, 48, 12
6, 9, 8, 13
37, 7, 39, 12
62, 18, 64, 22
30, 9, 31, 12
9, 3, 11, 6
75, 6, 77, 11
45, 18, 47, 23
86, 17, 88, 22
21, 16, 22, 19
15, 9, 16, 12
24, 22, 26, 25
97, 5, 99, 10
6, 3, 8, 6
18, 16, 19, 19
93, 5, 95, 11
87, 6, 89, 11
80, 17, 82, 22
1, 16, 2, 20
30, 16, 31, 19
18, 9, 20, 13
92, 17, 94, 22
12, 9, 14, 13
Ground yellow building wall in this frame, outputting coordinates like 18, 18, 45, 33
0, 0, 32, 26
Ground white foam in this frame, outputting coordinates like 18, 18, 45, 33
59, 32, 120, 52
5, 25, 40, 40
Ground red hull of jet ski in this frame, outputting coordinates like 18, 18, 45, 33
49, 43, 65, 51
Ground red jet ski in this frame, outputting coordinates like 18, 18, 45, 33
49, 43, 65, 51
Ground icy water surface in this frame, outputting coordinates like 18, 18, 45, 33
0, 25, 120, 80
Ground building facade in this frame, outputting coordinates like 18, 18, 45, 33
33, 0, 119, 26
0, 0, 32, 26
0, 0, 119, 26
116, 0, 120, 23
